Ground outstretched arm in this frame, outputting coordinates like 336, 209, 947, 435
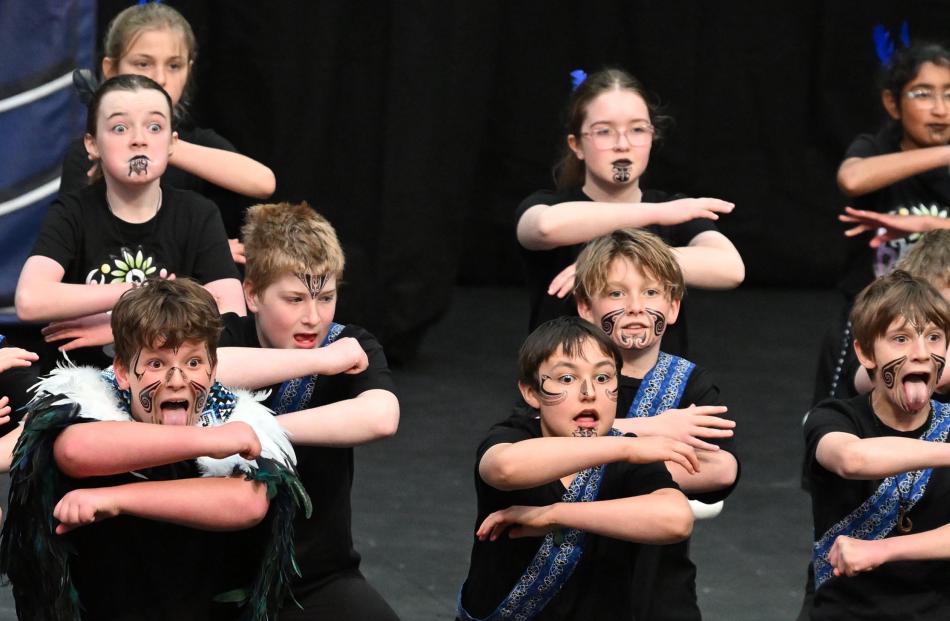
15, 256, 133, 322
53, 476, 268, 534
169, 140, 276, 199
53, 421, 261, 478
275, 389, 398, 447
828, 522, 950, 578
479, 435, 698, 491
477, 487, 692, 545
517, 198, 734, 251
839, 206, 950, 248
672, 230, 745, 289
816, 431, 950, 479
837, 148, 950, 197
216, 338, 369, 389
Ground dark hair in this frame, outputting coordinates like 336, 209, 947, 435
85, 74, 174, 136
112, 278, 223, 370
851, 269, 950, 359
517, 316, 622, 392
879, 42, 950, 102
554, 68, 670, 190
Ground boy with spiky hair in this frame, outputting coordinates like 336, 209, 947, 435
458, 316, 695, 620
217, 201, 400, 620
805, 270, 950, 619
572, 227, 739, 621
0, 278, 309, 621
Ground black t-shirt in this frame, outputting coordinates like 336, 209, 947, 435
60, 126, 250, 238
616, 362, 739, 621
459, 412, 678, 620
838, 127, 950, 297
804, 395, 950, 620
65, 460, 258, 621
218, 313, 395, 588
515, 187, 719, 357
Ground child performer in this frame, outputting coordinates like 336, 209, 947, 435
457, 316, 696, 620
574, 228, 740, 620
806, 270, 950, 619
815, 42, 950, 403
217, 202, 400, 620
516, 68, 744, 356
61, 1, 275, 259
0, 278, 309, 620
17, 74, 243, 367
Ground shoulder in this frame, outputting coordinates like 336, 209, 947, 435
641, 188, 685, 203
515, 187, 587, 218
218, 312, 257, 347
30, 366, 130, 422
477, 409, 540, 458
805, 395, 868, 438
162, 185, 219, 214
844, 130, 894, 159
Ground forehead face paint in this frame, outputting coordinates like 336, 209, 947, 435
128, 155, 150, 177
538, 374, 567, 405
295, 273, 329, 299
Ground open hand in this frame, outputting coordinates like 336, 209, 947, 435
646, 404, 734, 451
547, 262, 577, 299
476, 504, 558, 541
839, 206, 946, 248
0, 347, 38, 373
43, 313, 114, 352
627, 436, 700, 474
54, 487, 121, 534
0, 396, 11, 425
656, 198, 735, 226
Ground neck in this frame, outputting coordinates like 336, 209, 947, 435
870, 388, 931, 432
620, 346, 660, 378
105, 181, 162, 224
582, 175, 642, 204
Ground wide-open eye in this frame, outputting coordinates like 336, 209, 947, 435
112, 123, 128, 134
928, 331, 945, 343
146, 358, 163, 370
893, 334, 909, 344
594, 372, 615, 384
147, 122, 163, 133
557, 374, 576, 385
187, 357, 203, 369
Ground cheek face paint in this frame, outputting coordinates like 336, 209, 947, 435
880, 356, 906, 390
190, 381, 208, 416
128, 155, 150, 177
138, 380, 162, 415
933, 353, 946, 381
645, 307, 667, 337
611, 160, 632, 182
295, 273, 328, 299
538, 375, 567, 405
605, 385, 618, 402
131, 350, 146, 382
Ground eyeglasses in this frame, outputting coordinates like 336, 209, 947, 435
905, 87, 950, 109
580, 123, 655, 149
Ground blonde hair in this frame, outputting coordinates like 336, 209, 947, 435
574, 228, 684, 305
895, 230, 950, 290
242, 202, 345, 293
104, 3, 197, 63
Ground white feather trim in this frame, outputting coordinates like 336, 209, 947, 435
196, 390, 297, 478
30, 365, 131, 422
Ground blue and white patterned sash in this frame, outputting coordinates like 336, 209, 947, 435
457, 428, 623, 621
272, 322, 345, 414
813, 400, 950, 590
625, 352, 695, 419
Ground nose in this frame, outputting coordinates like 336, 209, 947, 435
151, 66, 166, 87
614, 130, 632, 150
626, 294, 645, 315
164, 366, 187, 387
932, 95, 949, 116
910, 335, 931, 361
301, 300, 319, 326
579, 377, 594, 400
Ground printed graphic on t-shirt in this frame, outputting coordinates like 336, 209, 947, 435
85, 246, 169, 285
874, 203, 949, 277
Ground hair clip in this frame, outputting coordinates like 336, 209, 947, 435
873, 21, 910, 66
570, 69, 588, 92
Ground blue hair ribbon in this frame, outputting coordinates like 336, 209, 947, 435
874, 21, 910, 66
570, 69, 587, 91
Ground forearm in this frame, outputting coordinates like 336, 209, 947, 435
550, 488, 692, 543
480, 437, 635, 490
821, 436, 950, 479
110, 477, 268, 530
55, 422, 232, 478
276, 390, 399, 447
218, 347, 348, 389
668, 449, 737, 493
672, 235, 745, 289
879, 522, 950, 563
16, 280, 130, 322
837, 148, 950, 197
517, 202, 666, 250
170, 140, 276, 199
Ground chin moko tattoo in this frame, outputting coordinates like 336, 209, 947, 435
128, 156, 149, 177
880, 356, 906, 390
612, 162, 631, 182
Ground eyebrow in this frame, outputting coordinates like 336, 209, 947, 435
105, 110, 168, 120
588, 119, 651, 126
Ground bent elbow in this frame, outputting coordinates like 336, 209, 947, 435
837, 170, 863, 198
15, 287, 43, 322
833, 448, 867, 479
236, 484, 270, 528
663, 501, 695, 543
251, 169, 277, 199
375, 410, 399, 439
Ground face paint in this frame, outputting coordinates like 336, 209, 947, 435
538, 374, 568, 405
571, 427, 598, 438
128, 155, 150, 177
606, 385, 618, 402
600, 308, 633, 347
611, 160, 632, 182
138, 380, 161, 414
190, 381, 208, 415
578, 377, 592, 399
880, 356, 906, 390
933, 353, 946, 380
131, 349, 146, 382
295, 273, 329, 299
645, 307, 667, 337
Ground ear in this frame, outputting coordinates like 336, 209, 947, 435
567, 134, 584, 160
854, 339, 876, 372
101, 56, 117, 79
577, 297, 595, 322
168, 130, 179, 158
83, 133, 99, 160
666, 297, 682, 326
243, 280, 260, 313
113, 361, 131, 390
882, 90, 901, 121
518, 381, 542, 410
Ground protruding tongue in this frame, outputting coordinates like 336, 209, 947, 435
903, 377, 930, 412
161, 408, 189, 426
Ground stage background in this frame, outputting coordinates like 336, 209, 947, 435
68, 0, 950, 357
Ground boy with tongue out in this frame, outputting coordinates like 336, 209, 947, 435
805, 269, 950, 620
572, 227, 739, 621
457, 316, 695, 621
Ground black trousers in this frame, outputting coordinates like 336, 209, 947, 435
280, 570, 400, 621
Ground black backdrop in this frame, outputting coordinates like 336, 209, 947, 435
96, 0, 950, 360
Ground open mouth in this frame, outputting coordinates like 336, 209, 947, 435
901, 371, 931, 412
573, 409, 600, 428
612, 158, 633, 166
159, 399, 190, 425
293, 333, 318, 348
